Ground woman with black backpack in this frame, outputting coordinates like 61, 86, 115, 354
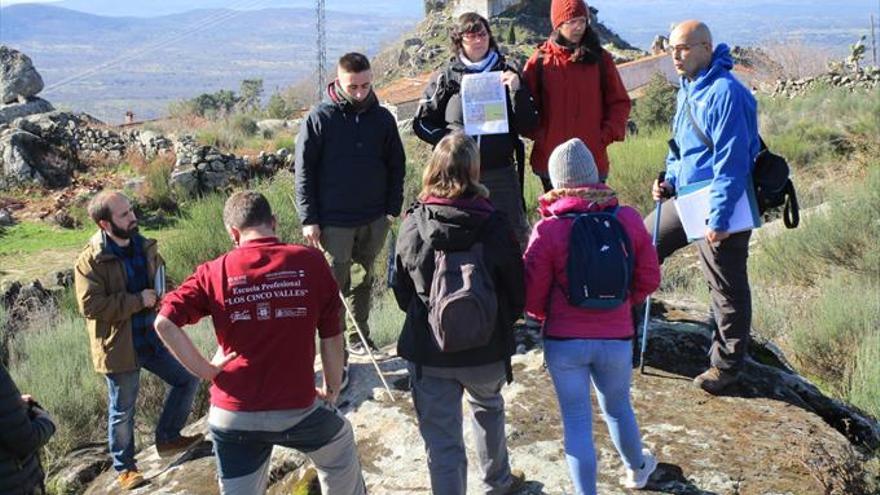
523, 138, 660, 494
392, 132, 526, 494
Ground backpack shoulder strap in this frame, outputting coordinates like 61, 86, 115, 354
534, 50, 545, 110
783, 180, 800, 229
684, 97, 714, 152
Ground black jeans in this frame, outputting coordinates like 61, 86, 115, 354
644, 199, 752, 371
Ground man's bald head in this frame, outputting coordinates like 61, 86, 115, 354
672, 20, 712, 46
669, 20, 714, 80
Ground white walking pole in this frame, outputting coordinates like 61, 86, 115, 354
640, 172, 666, 374
338, 292, 395, 401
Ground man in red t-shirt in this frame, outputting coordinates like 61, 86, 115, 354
154, 191, 365, 494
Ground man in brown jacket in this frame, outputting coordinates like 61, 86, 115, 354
74, 191, 201, 490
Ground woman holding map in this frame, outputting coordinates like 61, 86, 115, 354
413, 12, 539, 248
522, 0, 631, 192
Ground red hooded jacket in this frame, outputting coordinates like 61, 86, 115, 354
522, 41, 631, 177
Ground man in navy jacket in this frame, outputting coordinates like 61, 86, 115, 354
294, 52, 406, 357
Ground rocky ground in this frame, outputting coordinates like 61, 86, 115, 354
74, 299, 879, 495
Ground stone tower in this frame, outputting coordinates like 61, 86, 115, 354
424, 0, 527, 18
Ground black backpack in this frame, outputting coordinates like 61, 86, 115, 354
753, 138, 800, 228
562, 206, 634, 310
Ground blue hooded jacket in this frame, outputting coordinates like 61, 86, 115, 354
665, 43, 760, 232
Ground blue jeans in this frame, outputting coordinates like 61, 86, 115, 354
544, 338, 645, 495
105, 346, 199, 472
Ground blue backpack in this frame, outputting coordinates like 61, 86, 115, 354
563, 206, 634, 310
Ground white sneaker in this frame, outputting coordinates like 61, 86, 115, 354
621, 449, 657, 489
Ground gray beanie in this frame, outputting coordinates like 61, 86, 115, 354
548, 138, 599, 189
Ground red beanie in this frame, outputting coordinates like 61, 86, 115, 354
551, 0, 588, 29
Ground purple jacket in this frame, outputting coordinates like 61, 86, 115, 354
523, 185, 660, 339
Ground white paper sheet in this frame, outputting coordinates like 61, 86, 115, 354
461, 72, 509, 136
674, 181, 760, 241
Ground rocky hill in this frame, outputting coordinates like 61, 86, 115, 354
70, 299, 879, 494
374, 0, 644, 85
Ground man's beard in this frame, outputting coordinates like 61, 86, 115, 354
110, 219, 138, 239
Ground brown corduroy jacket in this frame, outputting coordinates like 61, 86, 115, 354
74, 231, 162, 374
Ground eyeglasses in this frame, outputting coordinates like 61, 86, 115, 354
667, 42, 707, 55
462, 30, 489, 41
562, 16, 588, 27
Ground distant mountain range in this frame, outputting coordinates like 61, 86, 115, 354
592, 0, 875, 52
0, 3, 418, 122
2, 0, 425, 18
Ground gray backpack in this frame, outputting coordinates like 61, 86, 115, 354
428, 242, 498, 352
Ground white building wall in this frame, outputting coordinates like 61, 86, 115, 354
453, 0, 525, 18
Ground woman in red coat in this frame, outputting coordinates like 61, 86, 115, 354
522, 0, 631, 192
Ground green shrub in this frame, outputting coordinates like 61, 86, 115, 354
630, 73, 677, 133
162, 172, 302, 283
272, 134, 296, 153
752, 167, 880, 287
196, 115, 260, 151
8, 309, 105, 466
850, 330, 880, 419
140, 154, 177, 213
162, 193, 228, 283
759, 86, 880, 170
230, 114, 258, 137
606, 127, 670, 216
786, 274, 878, 396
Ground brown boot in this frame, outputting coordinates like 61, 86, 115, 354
117, 469, 147, 490
156, 433, 204, 458
693, 367, 739, 394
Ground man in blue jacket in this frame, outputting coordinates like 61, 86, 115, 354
646, 20, 760, 394
295, 52, 406, 359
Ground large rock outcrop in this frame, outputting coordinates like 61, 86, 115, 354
0, 112, 82, 188
0, 97, 54, 125
0, 45, 44, 105
77, 300, 879, 495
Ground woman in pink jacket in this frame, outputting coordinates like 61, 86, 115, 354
523, 138, 660, 494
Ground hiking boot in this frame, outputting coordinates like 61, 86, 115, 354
504, 469, 527, 494
117, 469, 147, 490
693, 367, 739, 394
156, 433, 204, 458
621, 449, 658, 489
